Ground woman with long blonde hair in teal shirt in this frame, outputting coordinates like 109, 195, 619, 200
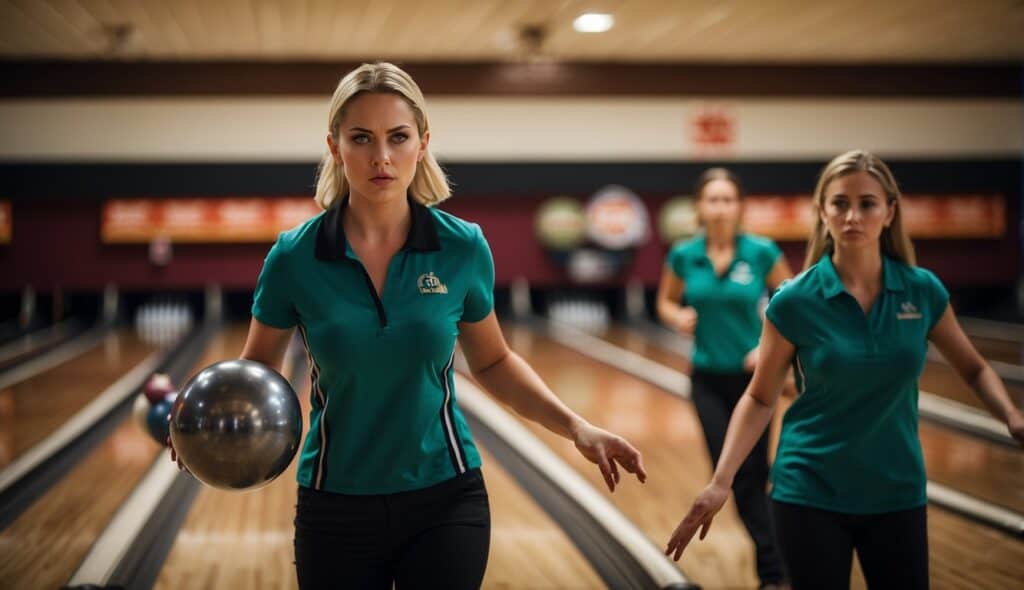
665, 151, 1024, 589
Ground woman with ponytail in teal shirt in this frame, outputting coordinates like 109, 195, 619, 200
657, 167, 792, 589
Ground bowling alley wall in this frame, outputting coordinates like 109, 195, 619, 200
0, 62, 1020, 308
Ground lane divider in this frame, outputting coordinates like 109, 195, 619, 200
631, 319, 1018, 447
67, 328, 301, 589
540, 318, 1024, 539
0, 323, 111, 391
454, 364, 694, 589
0, 349, 163, 497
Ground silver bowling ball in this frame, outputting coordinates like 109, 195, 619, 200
169, 359, 302, 491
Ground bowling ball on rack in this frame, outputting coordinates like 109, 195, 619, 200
144, 373, 176, 405
169, 359, 302, 492
146, 394, 175, 443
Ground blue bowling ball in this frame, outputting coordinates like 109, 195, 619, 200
146, 394, 175, 443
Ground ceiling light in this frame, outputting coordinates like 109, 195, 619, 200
573, 13, 614, 33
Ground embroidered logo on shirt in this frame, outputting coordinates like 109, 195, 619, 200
729, 261, 754, 285
897, 301, 922, 320
418, 272, 448, 294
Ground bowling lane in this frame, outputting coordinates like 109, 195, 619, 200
918, 422, 1024, 512
155, 364, 602, 589
513, 323, 1024, 590
617, 323, 1024, 413
477, 447, 605, 589
600, 325, 787, 464
0, 329, 158, 468
0, 325, 241, 590
919, 358, 1024, 412
603, 324, 1024, 514
154, 343, 312, 590
964, 334, 1023, 365
498, 324, 759, 589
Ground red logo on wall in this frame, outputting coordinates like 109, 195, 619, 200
692, 105, 736, 155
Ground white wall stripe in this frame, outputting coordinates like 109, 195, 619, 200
0, 97, 1019, 162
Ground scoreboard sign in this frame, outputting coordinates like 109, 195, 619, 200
735, 194, 1003, 241
102, 198, 322, 243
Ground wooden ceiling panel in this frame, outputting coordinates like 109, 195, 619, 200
0, 0, 1021, 63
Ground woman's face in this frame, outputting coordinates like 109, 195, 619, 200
821, 170, 896, 250
697, 179, 742, 231
328, 92, 429, 203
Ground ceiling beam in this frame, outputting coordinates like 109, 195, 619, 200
1, 60, 1020, 98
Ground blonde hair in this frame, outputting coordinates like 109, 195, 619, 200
803, 150, 916, 269
314, 62, 450, 210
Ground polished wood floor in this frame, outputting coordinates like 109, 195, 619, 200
4, 320, 1022, 590
498, 325, 759, 589
603, 325, 1024, 514
593, 322, 1024, 589
963, 335, 1023, 366
919, 359, 1023, 412
0, 326, 236, 590
0, 330, 156, 467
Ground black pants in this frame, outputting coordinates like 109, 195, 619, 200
772, 500, 929, 590
294, 469, 491, 590
690, 369, 784, 586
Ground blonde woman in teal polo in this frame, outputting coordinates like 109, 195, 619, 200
657, 167, 792, 589
666, 151, 1024, 589
195, 63, 646, 590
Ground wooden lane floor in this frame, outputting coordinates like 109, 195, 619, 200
154, 447, 603, 590
476, 446, 604, 589
155, 354, 602, 589
919, 358, 1023, 412
0, 326, 238, 590
919, 422, 1024, 512
599, 325, 787, 465
499, 324, 759, 589
594, 322, 1024, 588
963, 334, 1023, 366
601, 324, 1024, 514
0, 329, 157, 468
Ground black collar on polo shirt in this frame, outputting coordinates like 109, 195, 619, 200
315, 194, 441, 261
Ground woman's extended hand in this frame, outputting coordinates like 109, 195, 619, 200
665, 480, 730, 561
572, 422, 647, 492
166, 436, 191, 474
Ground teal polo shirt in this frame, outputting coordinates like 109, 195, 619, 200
666, 233, 782, 372
765, 254, 949, 514
251, 196, 492, 495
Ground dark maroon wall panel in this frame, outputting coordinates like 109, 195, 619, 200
1, 196, 1014, 291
